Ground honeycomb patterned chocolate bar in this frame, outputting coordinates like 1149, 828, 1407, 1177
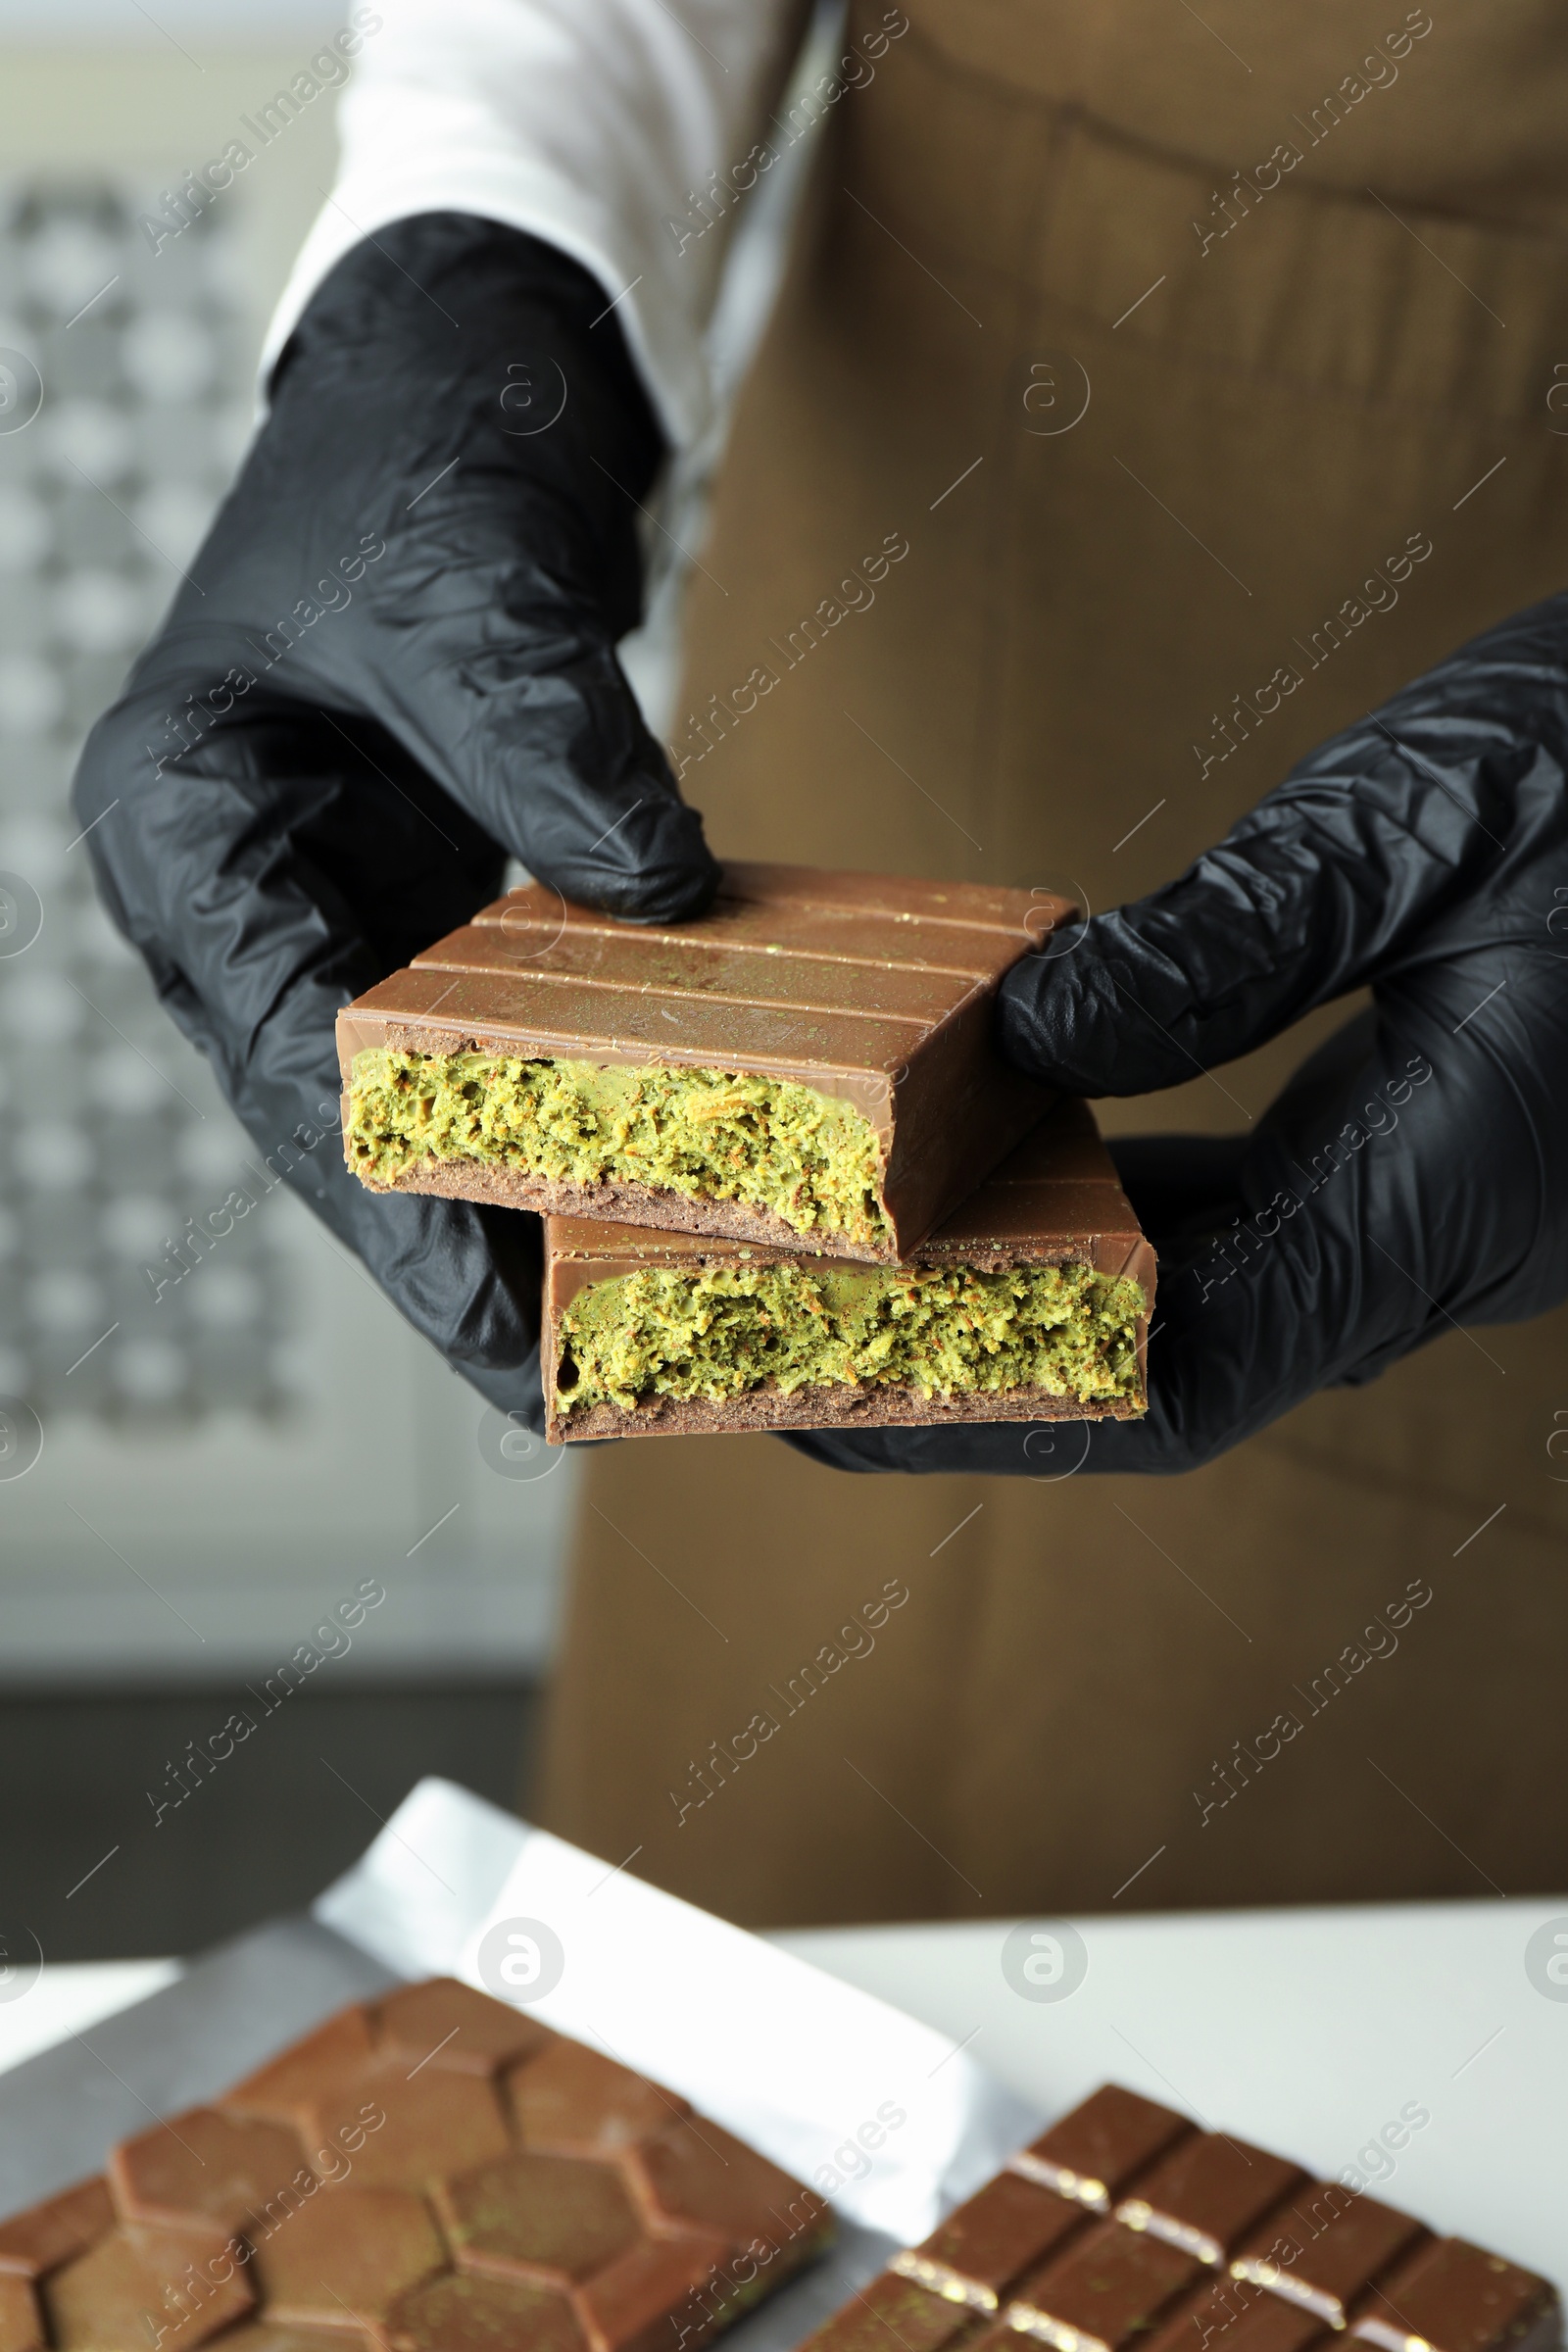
810, 2085, 1560, 2352
0, 1980, 832, 2352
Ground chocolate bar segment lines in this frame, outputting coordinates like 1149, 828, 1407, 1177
1141, 2276, 1329, 2350
889, 2171, 1088, 2312
0, 2182, 117, 2282
340, 862, 1066, 1261
798, 2086, 1561, 2352
1348, 2235, 1565, 2352
1008, 2086, 1192, 2215
1229, 2185, 1427, 2327
1005, 2219, 1201, 2348
1112, 2132, 1306, 2269
811, 2272, 984, 2352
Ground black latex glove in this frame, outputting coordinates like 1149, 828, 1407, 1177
794, 593, 1568, 1477
72, 213, 717, 1421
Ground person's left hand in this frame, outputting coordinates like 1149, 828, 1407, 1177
792, 591, 1568, 1477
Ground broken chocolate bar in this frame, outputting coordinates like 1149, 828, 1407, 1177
542, 1099, 1152, 1440
801, 2084, 1561, 2352
0, 1978, 831, 2352
339, 863, 1069, 1261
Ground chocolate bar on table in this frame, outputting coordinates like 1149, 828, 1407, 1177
0, 1978, 830, 2352
804, 2083, 1560, 2352
338, 864, 1070, 1263
542, 1099, 1153, 1442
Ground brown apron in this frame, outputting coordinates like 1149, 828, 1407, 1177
535, 0, 1568, 1923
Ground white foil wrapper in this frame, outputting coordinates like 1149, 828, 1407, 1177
315, 1777, 1039, 2240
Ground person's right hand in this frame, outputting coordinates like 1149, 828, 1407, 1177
792, 592, 1568, 1481
72, 212, 718, 1421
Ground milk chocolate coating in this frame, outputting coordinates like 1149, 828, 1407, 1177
1010, 2085, 1192, 2213
802, 2273, 984, 2352
1007, 2219, 1201, 2342
251, 2189, 446, 2330
110, 2109, 313, 2233
1143, 2277, 1329, 2350
895, 2171, 1088, 2306
1348, 2236, 1564, 2352
337, 862, 1066, 1260
0, 2183, 116, 2281
542, 1099, 1153, 1442
0, 2276, 41, 2352
0, 1979, 830, 2352
1229, 2188, 1428, 2325
43, 2219, 254, 2349
1112, 2132, 1307, 2268
799, 2086, 1562, 2352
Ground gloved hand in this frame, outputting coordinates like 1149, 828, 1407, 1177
794, 593, 1568, 1477
72, 213, 717, 1420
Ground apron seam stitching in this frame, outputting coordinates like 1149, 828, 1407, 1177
890, 9, 1568, 259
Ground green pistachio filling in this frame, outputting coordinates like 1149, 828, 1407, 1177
346, 1047, 888, 1249
556, 1259, 1147, 1417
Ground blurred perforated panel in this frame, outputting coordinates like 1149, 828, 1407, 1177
0, 178, 295, 1427
0, 95, 575, 1679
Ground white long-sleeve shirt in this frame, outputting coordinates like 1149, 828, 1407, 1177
262, 0, 803, 447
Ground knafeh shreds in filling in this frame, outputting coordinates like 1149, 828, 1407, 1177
346, 1048, 890, 1251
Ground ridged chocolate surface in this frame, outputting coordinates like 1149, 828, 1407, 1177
542, 1100, 1153, 1443
0, 1979, 829, 2352
802, 2084, 1562, 2352
338, 863, 1068, 1259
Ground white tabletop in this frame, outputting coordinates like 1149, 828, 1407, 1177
6, 1897, 1565, 2280
780, 1899, 1568, 2280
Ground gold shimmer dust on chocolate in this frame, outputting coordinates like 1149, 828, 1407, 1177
542, 1100, 1153, 1443
0, 1978, 832, 2352
337, 863, 1072, 1263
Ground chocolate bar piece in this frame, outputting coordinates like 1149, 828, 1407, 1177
41, 2219, 255, 2349
1229, 2187, 1428, 2326
1007, 2085, 1192, 2214
0, 1979, 831, 2352
1113, 2132, 1307, 2268
0, 2274, 42, 2352
1006, 2220, 1201, 2343
339, 863, 1068, 1261
0, 2180, 116, 2279
891, 2171, 1089, 2311
1144, 2275, 1330, 2350
1348, 2236, 1564, 2352
799, 2086, 1561, 2352
806, 2270, 986, 2352
543, 1100, 1152, 1441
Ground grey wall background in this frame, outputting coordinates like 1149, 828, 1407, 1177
0, 5, 349, 32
